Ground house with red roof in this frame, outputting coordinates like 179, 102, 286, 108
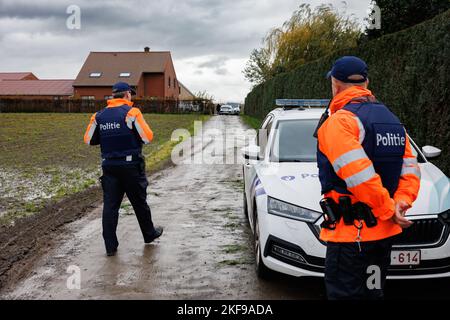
1, 47, 190, 101
0, 72, 74, 99
73, 47, 180, 100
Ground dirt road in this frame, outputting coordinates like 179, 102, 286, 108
0, 116, 324, 299
1, 115, 448, 300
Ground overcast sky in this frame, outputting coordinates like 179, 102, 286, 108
0, 0, 372, 102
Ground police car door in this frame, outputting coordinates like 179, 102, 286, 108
244, 114, 274, 228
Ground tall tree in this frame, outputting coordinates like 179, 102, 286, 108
365, 0, 450, 39
244, 4, 361, 85
243, 48, 273, 86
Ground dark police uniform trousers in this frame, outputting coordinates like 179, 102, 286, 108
100, 160, 155, 253
324, 237, 394, 300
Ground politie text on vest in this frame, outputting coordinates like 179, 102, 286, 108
376, 133, 406, 147
100, 122, 121, 131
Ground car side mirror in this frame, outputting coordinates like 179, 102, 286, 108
242, 145, 261, 160
422, 145, 441, 159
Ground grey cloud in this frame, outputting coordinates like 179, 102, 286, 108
1, 0, 372, 53
214, 68, 228, 76
0, 0, 300, 59
197, 56, 229, 76
198, 56, 229, 69
0, 1, 65, 19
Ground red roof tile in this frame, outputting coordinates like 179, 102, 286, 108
0, 80, 74, 96
0, 72, 38, 81
73, 51, 173, 86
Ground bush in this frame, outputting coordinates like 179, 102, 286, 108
245, 10, 450, 176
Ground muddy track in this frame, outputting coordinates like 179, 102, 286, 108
0, 115, 324, 299
0, 186, 103, 289
0, 152, 175, 291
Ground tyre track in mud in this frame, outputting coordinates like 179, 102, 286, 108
0, 186, 103, 290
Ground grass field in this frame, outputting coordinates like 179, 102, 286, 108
240, 115, 262, 129
0, 113, 208, 225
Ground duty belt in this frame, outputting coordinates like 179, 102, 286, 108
319, 196, 378, 230
104, 154, 144, 162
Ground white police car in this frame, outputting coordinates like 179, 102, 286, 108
242, 99, 450, 279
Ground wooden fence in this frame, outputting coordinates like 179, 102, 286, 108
0, 98, 214, 114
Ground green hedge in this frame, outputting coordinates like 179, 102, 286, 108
245, 10, 450, 176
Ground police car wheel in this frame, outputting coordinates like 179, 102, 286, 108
254, 211, 272, 279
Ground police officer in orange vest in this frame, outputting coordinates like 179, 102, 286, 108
317, 56, 421, 299
84, 82, 163, 256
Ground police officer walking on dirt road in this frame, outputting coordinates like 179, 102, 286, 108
316, 56, 421, 299
84, 82, 163, 256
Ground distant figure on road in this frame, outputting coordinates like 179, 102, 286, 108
216, 104, 221, 115
83, 82, 163, 256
